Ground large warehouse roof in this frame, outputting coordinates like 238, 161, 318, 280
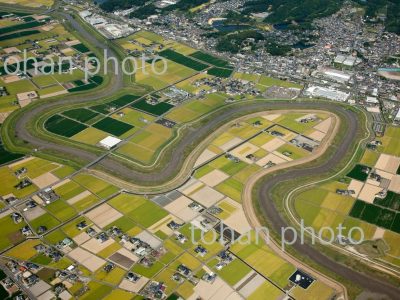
99, 136, 121, 150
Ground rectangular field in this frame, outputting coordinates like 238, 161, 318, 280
189, 51, 232, 68
159, 49, 208, 71
207, 67, 234, 78
131, 99, 174, 116
92, 117, 134, 137
62, 108, 100, 123
44, 115, 87, 138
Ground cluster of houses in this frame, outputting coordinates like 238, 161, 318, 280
193, 77, 260, 97
6, 260, 40, 287
142, 281, 167, 299
163, 86, 190, 105
34, 244, 63, 262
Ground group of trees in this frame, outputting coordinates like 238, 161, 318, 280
355, 0, 400, 34
240, 0, 400, 34
215, 30, 262, 53
98, 0, 211, 19
97, 0, 399, 57
239, 0, 344, 29
99, 0, 144, 12
214, 29, 293, 56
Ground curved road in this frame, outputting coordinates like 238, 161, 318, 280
8, 10, 400, 300
257, 108, 400, 299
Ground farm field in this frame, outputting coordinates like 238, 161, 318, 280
189, 51, 232, 68
158, 49, 209, 71
135, 59, 197, 90
45, 89, 181, 164
207, 67, 234, 78
0, 4, 383, 296
116, 123, 174, 163
0, 0, 53, 7
0, 126, 24, 164
294, 125, 400, 268
233, 72, 303, 89
165, 93, 227, 123
0, 12, 99, 118
0, 108, 342, 300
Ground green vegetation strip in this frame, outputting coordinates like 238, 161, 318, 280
189, 51, 232, 68
0, 30, 40, 41
207, 67, 234, 78
0, 20, 46, 35
159, 49, 208, 71
0, 11, 31, 17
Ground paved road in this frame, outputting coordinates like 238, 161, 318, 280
14, 12, 124, 163
0, 264, 36, 299
9, 11, 400, 299
257, 107, 400, 299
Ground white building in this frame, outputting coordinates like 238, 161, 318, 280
99, 136, 121, 150
79, 10, 92, 19
395, 108, 400, 123
86, 16, 107, 26
366, 96, 379, 105
99, 23, 136, 39
305, 86, 350, 102
321, 68, 352, 83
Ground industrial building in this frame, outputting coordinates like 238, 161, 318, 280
99, 136, 122, 150
320, 67, 352, 83
305, 86, 350, 102
97, 23, 137, 39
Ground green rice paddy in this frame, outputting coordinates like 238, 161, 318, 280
92, 117, 134, 137
374, 191, 400, 212
207, 67, 234, 78
62, 108, 100, 123
72, 43, 90, 53
189, 51, 232, 68
349, 200, 399, 233
131, 99, 174, 116
159, 49, 208, 71
346, 164, 369, 181
45, 115, 87, 138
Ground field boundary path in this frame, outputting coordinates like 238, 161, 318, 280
3, 5, 400, 299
